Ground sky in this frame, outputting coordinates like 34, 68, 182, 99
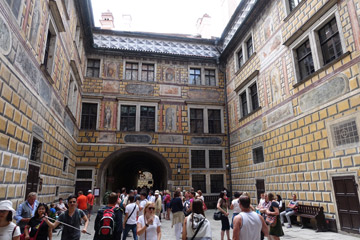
91, 0, 241, 38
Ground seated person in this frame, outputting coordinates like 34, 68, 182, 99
280, 194, 298, 228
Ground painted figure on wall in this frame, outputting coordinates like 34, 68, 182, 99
270, 67, 281, 103
106, 62, 117, 78
105, 105, 112, 129
29, 0, 41, 48
165, 107, 176, 131
165, 67, 175, 82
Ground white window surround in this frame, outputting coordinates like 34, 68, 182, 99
67, 72, 78, 117
237, 76, 259, 118
188, 66, 218, 86
117, 101, 158, 132
85, 58, 103, 78
190, 173, 226, 194
75, 167, 95, 191
234, 31, 254, 72
282, 0, 305, 17
189, 148, 225, 170
123, 61, 157, 81
251, 143, 265, 164
29, 133, 44, 165
42, 18, 58, 74
187, 105, 225, 134
290, 6, 346, 83
80, 99, 100, 130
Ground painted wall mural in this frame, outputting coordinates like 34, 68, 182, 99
160, 85, 181, 96
104, 61, 118, 79
100, 101, 117, 130
103, 80, 119, 93
0, 14, 12, 55
270, 67, 281, 103
165, 107, 177, 131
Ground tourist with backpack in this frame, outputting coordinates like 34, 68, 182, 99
94, 192, 122, 240
52, 195, 89, 240
122, 195, 139, 240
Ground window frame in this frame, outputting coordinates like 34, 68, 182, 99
123, 61, 156, 82
190, 172, 226, 194
290, 6, 346, 84
67, 72, 79, 117
3, 0, 24, 23
62, 156, 69, 174
237, 76, 260, 119
80, 100, 100, 130
42, 18, 58, 75
234, 31, 254, 72
188, 105, 224, 134
86, 58, 101, 78
29, 135, 43, 163
75, 167, 95, 192
118, 101, 158, 132
188, 66, 218, 86
252, 145, 265, 164
190, 148, 225, 170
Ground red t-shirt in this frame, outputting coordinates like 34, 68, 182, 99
164, 194, 171, 204
87, 193, 94, 206
77, 195, 88, 210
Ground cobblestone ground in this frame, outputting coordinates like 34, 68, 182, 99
52, 209, 359, 240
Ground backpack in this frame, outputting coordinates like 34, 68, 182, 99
183, 199, 191, 216
98, 207, 116, 239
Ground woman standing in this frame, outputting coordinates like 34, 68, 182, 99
0, 200, 21, 240
182, 199, 211, 240
217, 191, 230, 240
164, 190, 171, 220
170, 190, 184, 240
230, 192, 242, 229
137, 202, 161, 240
24, 203, 54, 240
265, 193, 284, 240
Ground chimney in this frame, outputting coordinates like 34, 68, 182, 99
122, 14, 132, 31
196, 14, 212, 39
99, 10, 115, 30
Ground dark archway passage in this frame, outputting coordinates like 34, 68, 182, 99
97, 147, 171, 198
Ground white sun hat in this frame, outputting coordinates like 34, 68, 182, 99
0, 200, 16, 214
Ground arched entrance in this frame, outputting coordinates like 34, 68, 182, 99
97, 147, 171, 198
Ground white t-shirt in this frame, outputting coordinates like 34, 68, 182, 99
148, 196, 155, 203
139, 199, 148, 216
232, 198, 241, 213
0, 222, 21, 240
125, 203, 139, 225
137, 215, 161, 240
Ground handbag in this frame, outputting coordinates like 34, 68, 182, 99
265, 215, 277, 227
213, 211, 222, 221
20, 220, 45, 240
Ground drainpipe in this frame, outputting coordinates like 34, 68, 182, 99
217, 56, 233, 199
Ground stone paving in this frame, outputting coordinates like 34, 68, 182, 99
52, 209, 359, 240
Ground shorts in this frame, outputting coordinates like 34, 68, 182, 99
87, 205, 93, 214
165, 202, 170, 210
221, 215, 230, 231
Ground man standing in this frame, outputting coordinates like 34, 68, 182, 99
138, 191, 148, 216
53, 195, 89, 240
122, 195, 139, 240
280, 194, 298, 228
87, 190, 94, 220
14, 192, 39, 233
147, 191, 155, 203
154, 190, 162, 220
77, 191, 88, 215
233, 195, 269, 240
94, 192, 122, 240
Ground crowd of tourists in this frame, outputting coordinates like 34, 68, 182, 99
0, 188, 298, 240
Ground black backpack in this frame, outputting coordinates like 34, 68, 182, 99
98, 207, 116, 240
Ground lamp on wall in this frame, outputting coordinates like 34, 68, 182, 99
177, 164, 181, 174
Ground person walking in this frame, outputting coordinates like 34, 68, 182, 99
137, 202, 161, 240
122, 195, 139, 240
182, 199, 211, 240
94, 192, 122, 240
0, 200, 21, 240
154, 191, 162, 221
217, 191, 230, 240
77, 191, 88, 216
14, 192, 39, 233
233, 195, 269, 240
266, 193, 284, 240
230, 191, 242, 229
24, 203, 54, 240
52, 195, 89, 240
139, 191, 148, 217
163, 190, 171, 220
87, 190, 94, 220
280, 194, 298, 228
170, 190, 184, 240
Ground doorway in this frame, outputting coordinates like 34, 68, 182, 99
25, 164, 40, 199
333, 176, 360, 234
256, 179, 265, 205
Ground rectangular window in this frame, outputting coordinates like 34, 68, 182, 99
192, 174, 206, 194
5, 0, 22, 18
204, 69, 216, 86
81, 103, 97, 130
319, 18, 342, 65
120, 105, 136, 131
76, 170, 93, 179
253, 146, 264, 164
141, 64, 155, 81
249, 82, 259, 111
289, 0, 301, 11
190, 109, 204, 133
240, 92, 248, 117
247, 37, 254, 59
189, 68, 201, 85
296, 40, 315, 80
86, 59, 100, 77
140, 106, 156, 132
209, 150, 223, 168
63, 157, 68, 172
43, 31, 52, 69
237, 49, 244, 69
208, 109, 221, 134
210, 174, 224, 193
125, 62, 139, 80
30, 137, 42, 162
191, 150, 206, 168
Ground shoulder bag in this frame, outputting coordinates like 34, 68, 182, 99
125, 205, 137, 224
20, 219, 45, 240
213, 211, 222, 221
265, 215, 277, 227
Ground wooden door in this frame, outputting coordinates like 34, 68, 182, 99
25, 164, 40, 199
333, 176, 360, 234
256, 179, 265, 205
